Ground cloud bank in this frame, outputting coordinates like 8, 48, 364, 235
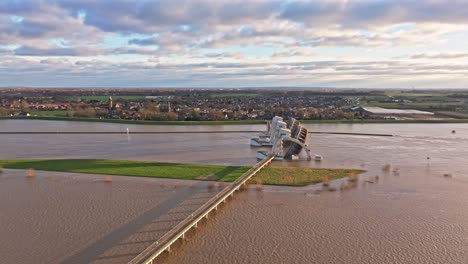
0, 0, 467, 88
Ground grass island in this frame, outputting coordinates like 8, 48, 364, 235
0, 159, 364, 187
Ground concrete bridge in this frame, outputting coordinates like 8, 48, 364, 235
128, 154, 274, 264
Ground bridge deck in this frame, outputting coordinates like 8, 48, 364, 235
128, 155, 274, 264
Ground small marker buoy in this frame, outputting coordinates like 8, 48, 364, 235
26, 168, 36, 177
103, 177, 113, 183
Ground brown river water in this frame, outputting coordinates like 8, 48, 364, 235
1, 120, 468, 263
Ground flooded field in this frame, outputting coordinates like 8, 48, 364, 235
164, 133, 468, 264
1, 120, 467, 263
0, 169, 220, 264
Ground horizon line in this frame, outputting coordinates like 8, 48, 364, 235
1, 86, 468, 91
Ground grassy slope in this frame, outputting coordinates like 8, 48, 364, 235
0, 159, 364, 186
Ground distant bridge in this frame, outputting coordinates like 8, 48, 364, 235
128, 154, 275, 264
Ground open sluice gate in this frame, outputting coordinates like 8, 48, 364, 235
252, 116, 311, 161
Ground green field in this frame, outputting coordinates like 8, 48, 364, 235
30, 110, 67, 117
363, 91, 468, 113
66, 95, 147, 102
384, 91, 451, 97
0, 159, 363, 186
208, 92, 260, 98
0, 159, 250, 181
251, 167, 364, 186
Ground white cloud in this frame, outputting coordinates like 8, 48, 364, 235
0, 0, 467, 87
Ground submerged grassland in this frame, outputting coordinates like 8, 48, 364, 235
251, 167, 364, 186
0, 159, 364, 186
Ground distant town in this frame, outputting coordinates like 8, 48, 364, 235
1, 88, 468, 122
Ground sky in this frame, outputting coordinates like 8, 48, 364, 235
1, 0, 468, 88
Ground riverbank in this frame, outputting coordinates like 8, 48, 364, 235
0, 131, 393, 137
0, 159, 363, 186
2, 116, 468, 125
0, 116, 266, 125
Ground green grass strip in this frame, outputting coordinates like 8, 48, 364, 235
0, 159, 364, 186
0, 159, 250, 181
251, 167, 365, 186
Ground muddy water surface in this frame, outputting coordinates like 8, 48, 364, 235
1, 120, 468, 263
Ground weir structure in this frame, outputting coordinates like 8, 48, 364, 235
252, 116, 312, 161
128, 154, 275, 264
